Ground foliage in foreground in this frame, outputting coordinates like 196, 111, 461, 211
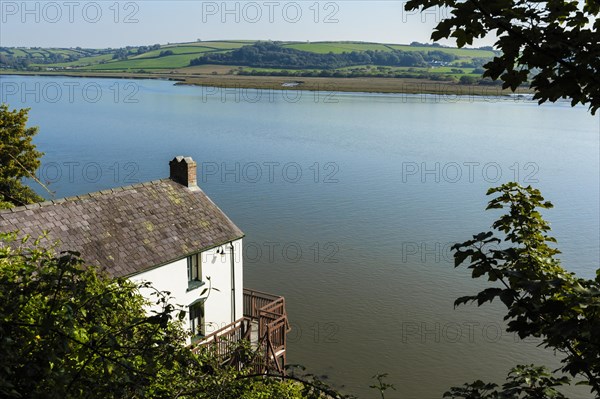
444, 183, 600, 398
445, 365, 570, 399
0, 233, 338, 399
404, 0, 600, 114
0, 104, 44, 208
0, 232, 192, 398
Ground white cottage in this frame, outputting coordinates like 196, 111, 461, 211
0, 156, 288, 371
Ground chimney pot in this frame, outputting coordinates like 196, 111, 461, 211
169, 156, 198, 189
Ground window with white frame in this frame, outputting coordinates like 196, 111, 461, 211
187, 253, 203, 289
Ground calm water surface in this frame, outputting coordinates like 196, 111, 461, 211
2, 75, 598, 398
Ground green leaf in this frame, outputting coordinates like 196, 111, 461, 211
499, 290, 516, 308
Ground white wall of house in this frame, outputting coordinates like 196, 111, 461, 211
200, 239, 244, 335
129, 238, 243, 342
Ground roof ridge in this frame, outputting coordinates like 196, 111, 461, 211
0, 178, 171, 214
0, 176, 244, 277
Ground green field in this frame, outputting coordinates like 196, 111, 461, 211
2, 47, 104, 62
131, 46, 216, 59
169, 41, 250, 49
76, 42, 248, 69
1, 41, 253, 71
1, 49, 29, 57
31, 54, 114, 68
2, 40, 495, 81
53, 49, 85, 56
283, 42, 391, 53
83, 53, 210, 70
26, 51, 47, 58
386, 44, 496, 58
281, 41, 495, 59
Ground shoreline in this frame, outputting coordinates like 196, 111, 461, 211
0, 70, 532, 98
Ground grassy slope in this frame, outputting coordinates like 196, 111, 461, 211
131, 46, 216, 59
74, 42, 248, 69
32, 54, 113, 68
83, 53, 212, 70
3, 41, 493, 77
386, 44, 495, 58
1, 48, 28, 57
166, 41, 251, 49
281, 41, 495, 58
283, 42, 391, 53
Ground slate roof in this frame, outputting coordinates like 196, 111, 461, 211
0, 179, 244, 277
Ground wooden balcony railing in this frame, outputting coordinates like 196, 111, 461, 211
191, 317, 252, 356
243, 288, 290, 372
192, 288, 290, 374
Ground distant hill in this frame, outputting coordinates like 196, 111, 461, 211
0, 40, 499, 83
190, 42, 435, 69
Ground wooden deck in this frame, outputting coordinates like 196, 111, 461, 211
192, 288, 290, 374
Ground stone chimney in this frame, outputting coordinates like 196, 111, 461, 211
169, 156, 198, 189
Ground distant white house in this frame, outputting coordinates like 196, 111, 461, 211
0, 156, 288, 372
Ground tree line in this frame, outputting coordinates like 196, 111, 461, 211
189, 42, 462, 70
0, 44, 164, 69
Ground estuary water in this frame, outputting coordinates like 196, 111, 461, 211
1, 75, 598, 397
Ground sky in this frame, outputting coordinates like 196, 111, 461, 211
0, 0, 496, 48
